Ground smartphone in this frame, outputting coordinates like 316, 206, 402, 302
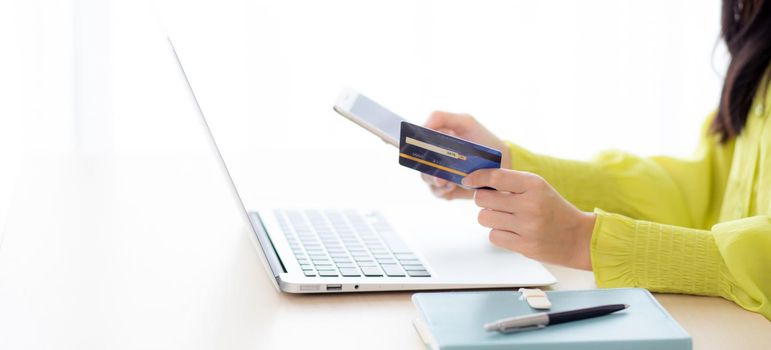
333, 88, 407, 147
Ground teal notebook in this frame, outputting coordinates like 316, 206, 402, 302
412, 288, 691, 350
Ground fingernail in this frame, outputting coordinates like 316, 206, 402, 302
461, 177, 470, 186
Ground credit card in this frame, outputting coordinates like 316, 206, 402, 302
398, 121, 502, 185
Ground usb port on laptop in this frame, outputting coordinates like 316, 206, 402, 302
326, 284, 342, 291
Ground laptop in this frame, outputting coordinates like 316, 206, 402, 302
168, 38, 556, 293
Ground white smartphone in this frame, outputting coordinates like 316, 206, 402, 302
333, 88, 408, 147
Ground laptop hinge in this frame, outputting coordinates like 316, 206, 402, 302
248, 212, 287, 276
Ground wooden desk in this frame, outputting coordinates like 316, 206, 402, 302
0, 154, 768, 349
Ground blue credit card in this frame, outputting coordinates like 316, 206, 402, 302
398, 121, 502, 185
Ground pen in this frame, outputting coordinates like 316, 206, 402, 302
484, 304, 629, 333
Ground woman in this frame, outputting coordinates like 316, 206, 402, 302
422, 0, 771, 319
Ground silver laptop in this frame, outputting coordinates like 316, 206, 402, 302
168, 38, 556, 293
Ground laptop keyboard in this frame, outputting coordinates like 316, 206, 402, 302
275, 209, 431, 278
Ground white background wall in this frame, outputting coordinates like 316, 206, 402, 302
2, 0, 727, 221
156, 0, 726, 158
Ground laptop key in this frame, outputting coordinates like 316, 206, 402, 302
394, 253, 416, 260
401, 263, 424, 268
406, 270, 431, 277
398, 259, 421, 265
339, 267, 361, 277
360, 266, 384, 277
317, 269, 339, 277
381, 264, 405, 277
303, 270, 317, 277
402, 264, 426, 271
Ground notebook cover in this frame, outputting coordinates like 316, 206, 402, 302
412, 288, 691, 350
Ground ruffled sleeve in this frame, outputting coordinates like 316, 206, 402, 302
591, 209, 771, 320
506, 113, 732, 229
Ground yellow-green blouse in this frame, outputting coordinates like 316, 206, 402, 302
507, 77, 771, 320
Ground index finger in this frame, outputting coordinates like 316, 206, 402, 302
461, 168, 533, 193
424, 111, 472, 130
421, 173, 450, 187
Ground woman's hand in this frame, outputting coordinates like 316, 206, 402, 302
421, 111, 511, 200
461, 168, 595, 270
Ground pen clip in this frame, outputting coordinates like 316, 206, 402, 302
519, 288, 552, 310
498, 324, 546, 334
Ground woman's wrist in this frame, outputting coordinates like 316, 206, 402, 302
571, 212, 596, 270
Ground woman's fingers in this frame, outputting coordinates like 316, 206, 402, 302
435, 128, 456, 136
488, 229, 523, 252
462, 168, 536, 193
423, 174, 454, 197
433, 177, 450, 188
472, 189, 525, 214
424, 111, 474, 131
445, 187, 474, 200
430, 183, 453, 197
477, 208, 522, 233
431, 183, 473, 200
422, 173, 474, 200
421, 173, 449, 187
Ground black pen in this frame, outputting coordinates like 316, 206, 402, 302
484, 304, 630, 333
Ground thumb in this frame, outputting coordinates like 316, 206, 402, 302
436, 128, 456, 136
461, 168, 532, 193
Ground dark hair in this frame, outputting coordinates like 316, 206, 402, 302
713, 0, 771, 141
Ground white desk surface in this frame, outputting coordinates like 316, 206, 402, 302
0, 153, 769, 350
